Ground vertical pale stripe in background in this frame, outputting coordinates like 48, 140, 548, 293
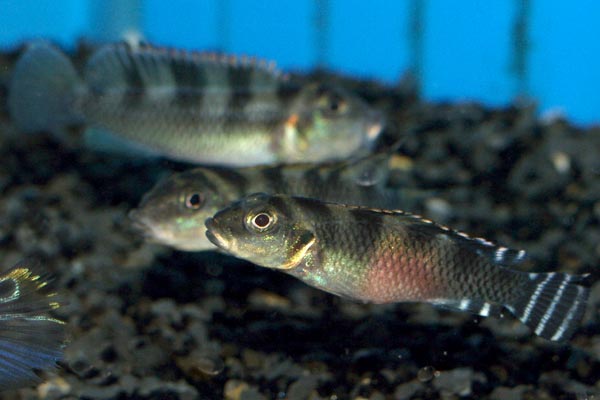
0, 0, 598, 124
313, 0, 331, 69
421, 0, 516, 106
528, 0, 600, 124
88, 0, 142, 43
143, 0, 218, 50
328, 0, 410, 82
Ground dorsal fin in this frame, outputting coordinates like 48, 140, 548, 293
399, 213, 527, 267
341, 203, 527, 267
84, 42, 286, 92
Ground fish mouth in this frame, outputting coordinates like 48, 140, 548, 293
205, 218, 229, 251
128, 209, 152, 236
128, 209, 164, 242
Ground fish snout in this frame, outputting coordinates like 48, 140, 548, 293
128, 209, 154, 237
205, 217, 229, 251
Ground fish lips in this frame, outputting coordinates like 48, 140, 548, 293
205, 217, 229, 251
128, 209, 153, 237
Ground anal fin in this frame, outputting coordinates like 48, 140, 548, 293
433, 298, 503, 318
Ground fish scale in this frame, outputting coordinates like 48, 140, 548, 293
9, 41, 384, 165
129, 147, 426, 252
205, 193, 590, 342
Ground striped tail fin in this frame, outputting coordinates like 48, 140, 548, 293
508, 272, 589, 342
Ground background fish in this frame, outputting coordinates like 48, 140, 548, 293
130, 149, 427, 251
0, 260, 66, 390
8, 42, 383, 165
205, 193, 590, 342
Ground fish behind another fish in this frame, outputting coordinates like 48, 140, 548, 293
130, 149, 427, 251
8, 42, 383, 165
205, 193, 590, 342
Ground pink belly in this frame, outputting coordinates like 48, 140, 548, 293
360, 249, 442, 304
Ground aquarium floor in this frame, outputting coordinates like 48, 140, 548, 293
1, 66, 600, 399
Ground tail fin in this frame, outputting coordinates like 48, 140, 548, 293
8, 41, 82, 133
0, 261, 66, 390
508, 272, 589, 342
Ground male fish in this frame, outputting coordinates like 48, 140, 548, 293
130, 149, 424, 251
205, 193, 590, 342
8, 42, 383, 165
0, 261, 66, 390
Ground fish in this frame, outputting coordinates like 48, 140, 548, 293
8, 41, 383, 165
205, 193, 590, 342
129, 148, 426, 251
0, 260, 66, 390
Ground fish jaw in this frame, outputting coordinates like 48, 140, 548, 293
129, 209, 215, 251
205, 217, 233, 253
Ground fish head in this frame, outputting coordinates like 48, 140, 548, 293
205, 193, 316, 270
284, 83, 385, 162
129, 168, 235, 251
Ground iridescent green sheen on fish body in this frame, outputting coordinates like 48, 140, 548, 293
205, 193, 590, 342
130, 149, 425, 251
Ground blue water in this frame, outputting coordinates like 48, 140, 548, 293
1, 0, 598, 125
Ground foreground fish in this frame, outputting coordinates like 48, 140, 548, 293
0, 261, 66, 390
205, 194, 590, 342
130, 149, 424, 251
8, 41, 383, 165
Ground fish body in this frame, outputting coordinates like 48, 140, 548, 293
130, 149, 422, 251
0, 261, 66, 390
205, 193, 589, 342
8, 42, 383, 165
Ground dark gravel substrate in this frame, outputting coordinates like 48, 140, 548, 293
1, 47, 599, 400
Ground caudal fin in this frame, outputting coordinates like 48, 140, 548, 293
0, 261, 66, 390
508, 272, 589, 342
8, 41, 81, 133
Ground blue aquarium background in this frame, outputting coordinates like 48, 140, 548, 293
1, 0, 599, 126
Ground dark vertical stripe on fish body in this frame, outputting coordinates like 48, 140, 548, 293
302, 166, 326, 190
119, 48, 145, 107
323, 165, 343, 187
268, 195, 296, 221
185, 171, 221, 195
275, 81, 301, 109
292, 196, 335, 224
227, 64, 253, 119
171, 53, 207, 108
210, 166, 250, 196
261, 167, 288, 193
348, 208, 384, 246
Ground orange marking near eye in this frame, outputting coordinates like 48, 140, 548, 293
285, 114, 299, 129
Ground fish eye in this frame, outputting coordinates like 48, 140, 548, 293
320, 91, 347, 115
185, 193, 204, 209
329, 97, 340, 111
249, 212, 276, 231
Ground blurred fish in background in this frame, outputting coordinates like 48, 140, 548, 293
8, 41, 384, 166
0, 260, 66, 391
129, 145, 428, 251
